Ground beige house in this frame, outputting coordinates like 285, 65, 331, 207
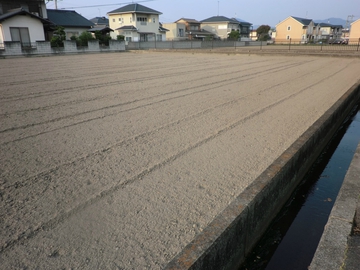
349, 19, 360, 43
275, 16, 315, 43
108, 3, 165, 42
174, 18, 215, 40
162, 22, 186, 41
201, 16, 240, 39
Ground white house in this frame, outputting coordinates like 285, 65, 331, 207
0, 7, 50, 46
108, 3, 164, 42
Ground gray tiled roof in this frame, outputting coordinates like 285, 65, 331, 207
90, 16, 109, 25
0, 7, 51, 24
116, 25, 138, 31
201, 16, 239, 24
176, 18, 201, 23
232, 18, 252, 26
292, 16, 312, 26
108, 3, 161, 15
47, 9, 94, 28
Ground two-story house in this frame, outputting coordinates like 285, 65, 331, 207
174, 18, 215, 40
0, 0, 52, 47
200, 16, 241, 40
232, 18, 252, 38
275, 16, 315, 43
162, 22, 186, 41
108, 3, 164, 42
317, 23, 343, 41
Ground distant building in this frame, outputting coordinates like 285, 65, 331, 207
90, 16, 109, 26
174, 18, 215, 40
276, 16, 315, 43
349, 19, 360, 43
200, 16, 240, 39
47, 9, 94, 40
162, 22, 187, 41
108, 3, 165, 42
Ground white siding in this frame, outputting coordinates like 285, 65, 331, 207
2, 15, 45, 42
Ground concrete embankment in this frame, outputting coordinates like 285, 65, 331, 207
310, 142, 360, 269
166, 82, 360, 270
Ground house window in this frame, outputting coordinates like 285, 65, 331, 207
113, 18, 115, 22
287, 26, 291, 31
179, 28, 184, 37
10, 27, 30, 47
153, 18, 156, 23
286, 35, 290, 40
137, 17, 147, 22
130, 17, 132, 23
119, 18, 123, 23
126, 37, 132, 41
156, 34, 162, 41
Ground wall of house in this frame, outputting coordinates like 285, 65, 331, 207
64, 27, 90, 39
0, 25, 4, 44
349, 20, 360, 42
109, 12, 161, 41
1, 15, 45, 42
201, 23, 222, 39
276, 17, 304, 42
162, 23, 186, 40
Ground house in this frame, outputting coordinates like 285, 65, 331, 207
90, 16, 109, 26
249, 29, 257, 41
317, 23, 343, 40
162, 22, 186, 41
108, 3, 165, 42
88, 17, 113, 37
232, 18, 252, 38
0, 7, 51, 47
200, 16, 241, 39
349, 19, 360, 43
275, 16, 315, 43
47, 9, 94, 40
174, 18, 215, 40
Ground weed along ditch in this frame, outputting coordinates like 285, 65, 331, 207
240, 106, 360, 270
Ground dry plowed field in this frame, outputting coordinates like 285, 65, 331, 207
1, 52, 360, 269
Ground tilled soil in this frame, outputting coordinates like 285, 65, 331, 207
1, 52, 360, 269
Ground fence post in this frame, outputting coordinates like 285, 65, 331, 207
289, 38, 291, 51
357, 38, 360, 52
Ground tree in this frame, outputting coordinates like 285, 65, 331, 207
228, 30, 240, 40
117, 35, 125, 41
50, 26, 66, 47
256, 25, 271, 41
78, 31, 94, 46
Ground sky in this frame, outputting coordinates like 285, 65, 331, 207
45, 0, 360, 27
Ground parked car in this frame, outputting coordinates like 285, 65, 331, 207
328, 39, 348, 45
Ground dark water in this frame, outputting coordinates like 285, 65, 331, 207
240, 107, 360, 270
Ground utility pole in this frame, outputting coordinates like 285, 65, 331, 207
346, 15, 355, 29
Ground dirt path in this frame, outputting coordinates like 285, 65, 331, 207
1, 52, 360, 269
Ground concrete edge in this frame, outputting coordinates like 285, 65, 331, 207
165, 81, 360, 270
309, 142, 360, 270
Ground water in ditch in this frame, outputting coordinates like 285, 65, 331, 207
240, 106, 360, 270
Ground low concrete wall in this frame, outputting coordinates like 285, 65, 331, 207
125, 40, 264, 50
165, 82, 360, 270
0, 40, 125, 57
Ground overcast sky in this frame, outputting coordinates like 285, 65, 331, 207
46, 0, 360, 27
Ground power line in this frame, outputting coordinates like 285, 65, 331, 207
61, 0, 154, 10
